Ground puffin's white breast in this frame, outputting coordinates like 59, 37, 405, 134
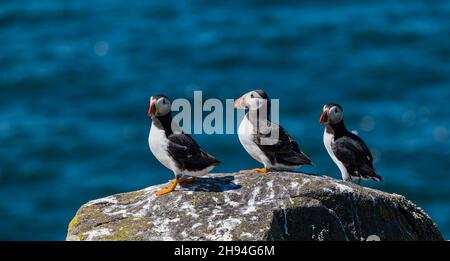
323, 130, 349, 181
149, 123, 177, 173
238, 115, 270, 167
149, 123, 215, 177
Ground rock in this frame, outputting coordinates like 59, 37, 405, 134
66, 172, 443, 241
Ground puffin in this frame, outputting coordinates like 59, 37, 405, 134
319, 103, 382, 184
147, 95, 220, 196
234, 90, 312, 173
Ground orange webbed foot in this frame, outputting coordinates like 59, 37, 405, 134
155, 178, 178, 196
239, 168, 270, 173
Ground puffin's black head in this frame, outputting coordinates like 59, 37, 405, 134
234, 89, 270, 110
320, 103, 344, 125
148, 95, 171, 117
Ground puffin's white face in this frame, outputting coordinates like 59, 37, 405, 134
234, 90, 268, 110
320, 104, 343, 124
148, 96, 171, 117
328, 105, 343, 124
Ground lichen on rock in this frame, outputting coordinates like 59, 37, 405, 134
66, 172, 443, 241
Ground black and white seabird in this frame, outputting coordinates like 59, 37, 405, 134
148, 95, 220, 196
234, 90, 312, 173
319, 103, 382, 184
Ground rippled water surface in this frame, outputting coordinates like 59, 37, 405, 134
0, 0, 449, 240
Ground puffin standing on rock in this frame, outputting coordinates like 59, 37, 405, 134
148, 95, 220, 196
235, 90, 312, 173
319, 103, 382, 184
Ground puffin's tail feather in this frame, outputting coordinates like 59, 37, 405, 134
372, 173, 383, 182
298, 152, 313, 166
362, 165, 382, 182
209, 158, 221, 166
277, 152, 312, 166
202, 152, 221, 166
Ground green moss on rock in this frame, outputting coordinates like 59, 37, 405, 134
66, 172, 444, 241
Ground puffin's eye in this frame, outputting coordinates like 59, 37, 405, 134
250, 93, 254, 98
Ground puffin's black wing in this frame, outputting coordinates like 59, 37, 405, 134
332, 134, 382, 181
255, 125, 312, 166
167, 133, 220, 171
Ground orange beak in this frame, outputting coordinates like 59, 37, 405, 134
234, 96, 244, 109
148, 100, 157, 117
319, 109, 328, 124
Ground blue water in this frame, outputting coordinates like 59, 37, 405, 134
0, 0, 449, 240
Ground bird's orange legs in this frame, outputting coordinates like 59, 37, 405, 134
239, 168, 270, 173
155, 180, 177, 196
177, 177, 196, 183
155, 177, 196, 196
